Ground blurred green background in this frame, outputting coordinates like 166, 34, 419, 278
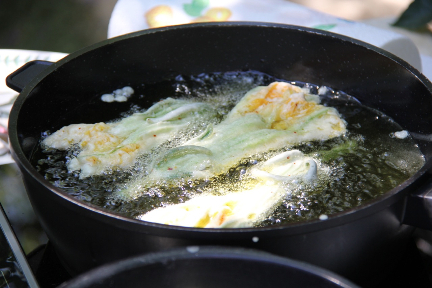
0, 0, 117, 53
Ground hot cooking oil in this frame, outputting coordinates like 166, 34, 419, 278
33, 71, 425, 226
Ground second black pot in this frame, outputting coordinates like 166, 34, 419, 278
58, 247, 359, 288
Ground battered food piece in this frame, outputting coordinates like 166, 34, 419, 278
133, 82, 345, 182
42, 98, 217, 178
139, 150, 317, 228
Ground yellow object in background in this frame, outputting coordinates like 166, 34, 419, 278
145, 5, 174, 28
193, 7, 232, 22
144, 2, 232, 28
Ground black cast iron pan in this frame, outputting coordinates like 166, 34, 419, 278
58, 246, 359, 288
6, 22, 432, 287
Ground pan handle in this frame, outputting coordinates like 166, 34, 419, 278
6, 60, 53, 92
402, 178, 432, 230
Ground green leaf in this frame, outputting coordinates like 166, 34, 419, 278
393, 0, 432, 30
312, 24, 337, 31
183, 0, 210, 17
